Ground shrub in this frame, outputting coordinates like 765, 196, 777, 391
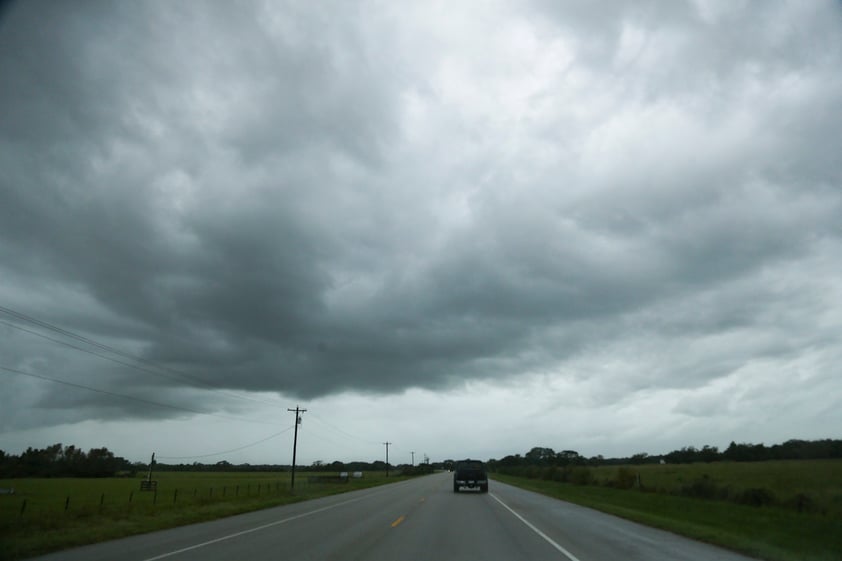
737, 487, 776, 507
523, 466, 541, 480
681, 475, 722, 500
569, 466, 593, 486
541, 466, 560, 481
612, 467, 638, 489
785, 492, 815, 513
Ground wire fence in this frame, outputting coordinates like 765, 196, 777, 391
0, 472, 386, 534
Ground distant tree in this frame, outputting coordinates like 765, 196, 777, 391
525, 447, 556, 464
723, 442, 767, 462
557, 450, 582, 466
86, 447, 120, 477
662, 445, 719, 464
0, 443, 129, 478
629, 452, 649, 464
699, 445, 719, 463
63, 445, 86, 476
496, 454, 523, 467
770, 439, 842, 460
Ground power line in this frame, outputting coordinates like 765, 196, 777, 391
1, 319, 280, 409
156, 426, 295, 460
298, 423, 349, 449
0, 364, 282, 426
0, 305, 285, 408
307, 412, 381, 446
0, 305, 145, 361
1, 319, 212, 391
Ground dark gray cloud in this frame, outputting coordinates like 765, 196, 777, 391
2, 0, 841, 445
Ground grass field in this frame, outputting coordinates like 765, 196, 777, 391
493, 459, 842, 561
592, 459, 842, 516
0, 471, 406, 561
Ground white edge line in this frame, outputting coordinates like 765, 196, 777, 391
141, 492, 374, 561
489, 492, 583, 561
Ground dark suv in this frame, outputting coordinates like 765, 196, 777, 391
453, 459, 488, 493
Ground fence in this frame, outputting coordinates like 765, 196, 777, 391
7, 479, 293, 525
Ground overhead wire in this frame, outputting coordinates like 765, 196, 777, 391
1, 305, 402, 461
299, 420, 359, 453
307, 411, 382, 447
0, 364, 282, 427
156, 425, 295, 460
0, 305, 285, 408
2, 319, 208, 389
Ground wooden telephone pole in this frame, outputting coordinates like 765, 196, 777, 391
288, 406, 306, 489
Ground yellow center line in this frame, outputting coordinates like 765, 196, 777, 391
391, 515, 406, 528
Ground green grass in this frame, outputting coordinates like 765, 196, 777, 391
492, 468, 842, 561
0, 471, 408, 560
591, 460, 842, 516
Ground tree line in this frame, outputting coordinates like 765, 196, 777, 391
152, 459, 400, 473
487, 438, 842, 470
0, 443, 133, 478
0, 444, 433, 478
4, 438, 839, 478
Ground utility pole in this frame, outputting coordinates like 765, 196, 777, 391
383, 442, 391, 477
146, 452, 155, 484
411, 451, 415, 466
288, 406, 307, 490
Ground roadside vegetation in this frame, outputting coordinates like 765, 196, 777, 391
0, 470, 412, 561
0, 442, 436, 560
491, 449, 842, 561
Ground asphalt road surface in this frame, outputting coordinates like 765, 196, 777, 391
31, 472, 757, 561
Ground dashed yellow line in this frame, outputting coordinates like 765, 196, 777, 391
391, 496, 425, 528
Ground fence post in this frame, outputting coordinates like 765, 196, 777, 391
129, 491, 134, 504
64, 496, 71, 512
20, 499, 27, 516
173, 489, 178, 504
100, 493, 105, 513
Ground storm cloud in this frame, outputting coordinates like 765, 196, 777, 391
2, 1, 841, 460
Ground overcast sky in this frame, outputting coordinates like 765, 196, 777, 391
2, 0, 841, 467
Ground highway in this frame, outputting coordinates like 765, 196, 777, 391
31, 472, 756, 561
